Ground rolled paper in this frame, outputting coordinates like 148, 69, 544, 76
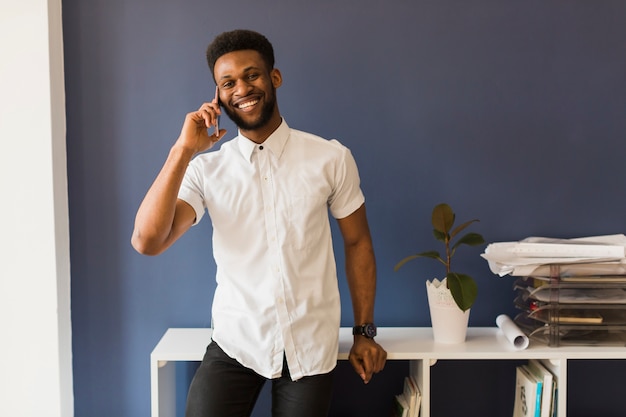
496, 314, 529, 350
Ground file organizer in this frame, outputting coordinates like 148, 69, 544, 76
513, 265, 626, 346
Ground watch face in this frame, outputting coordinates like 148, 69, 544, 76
364, 323, 377, 338
353, 323, 377, 338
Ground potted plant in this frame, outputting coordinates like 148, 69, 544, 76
394, 203, 485, 343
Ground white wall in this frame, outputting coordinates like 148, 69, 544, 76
0, 0, 73, 416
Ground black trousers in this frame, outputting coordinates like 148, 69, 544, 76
185, 341, 335, 417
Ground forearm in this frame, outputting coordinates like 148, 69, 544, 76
344, 234, 387, 384
131, 144, 195, 255
345, 238, 377, 325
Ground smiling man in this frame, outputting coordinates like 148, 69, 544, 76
132, 29, 386, 417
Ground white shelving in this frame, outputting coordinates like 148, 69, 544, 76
151, 327, 626, 417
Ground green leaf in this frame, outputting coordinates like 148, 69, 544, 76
431, 203, 455, 234
432, 229, 447, 242
450, 232, 486, 253
449, 219, 480, 240
393, 251, 442, 271
446, 272, 477, 311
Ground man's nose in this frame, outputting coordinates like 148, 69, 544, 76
233, 79, 253, 96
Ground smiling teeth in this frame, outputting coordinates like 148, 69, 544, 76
238, 99, 259, 109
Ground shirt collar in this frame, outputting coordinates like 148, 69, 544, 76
237, 119, 289, 163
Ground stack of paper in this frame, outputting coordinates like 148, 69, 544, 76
391, 375, 421, 417
481, 234, 626, 277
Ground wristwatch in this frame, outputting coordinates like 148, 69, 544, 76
352, 323, 377, 338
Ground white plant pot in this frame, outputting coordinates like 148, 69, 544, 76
426, 278, 470, 344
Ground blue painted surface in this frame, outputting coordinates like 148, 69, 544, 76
62, 1, 626, 416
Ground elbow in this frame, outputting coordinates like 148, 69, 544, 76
131, 230, 165, 256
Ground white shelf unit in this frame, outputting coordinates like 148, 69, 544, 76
151, 327, 626, 417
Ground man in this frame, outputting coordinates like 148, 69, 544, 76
132, 29, 386, 417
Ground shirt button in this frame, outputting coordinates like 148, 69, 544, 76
259, 145, 264, 150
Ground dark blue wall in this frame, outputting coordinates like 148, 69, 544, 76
63, 1, 626, 416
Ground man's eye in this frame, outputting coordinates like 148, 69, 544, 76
222, 82, 234, 89
248, 73, 259, 80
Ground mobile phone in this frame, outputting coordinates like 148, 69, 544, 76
214, 85, 220, 137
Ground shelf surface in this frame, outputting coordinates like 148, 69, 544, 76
151, 327, 626, 363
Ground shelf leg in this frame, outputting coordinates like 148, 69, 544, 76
151, 359, 176, 417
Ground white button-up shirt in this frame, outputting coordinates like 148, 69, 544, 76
178, 119, 365, 380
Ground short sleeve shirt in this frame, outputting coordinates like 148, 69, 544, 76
178, 119, 365, 380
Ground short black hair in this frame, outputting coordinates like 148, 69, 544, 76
206, 29, 275, 78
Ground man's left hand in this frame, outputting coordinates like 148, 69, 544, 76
348, 336, 387, 384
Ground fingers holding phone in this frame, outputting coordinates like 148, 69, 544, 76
177, 101, 225, 155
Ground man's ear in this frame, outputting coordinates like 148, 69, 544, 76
270, 68, 282, 88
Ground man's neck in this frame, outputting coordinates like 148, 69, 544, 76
240, 113, 283, 144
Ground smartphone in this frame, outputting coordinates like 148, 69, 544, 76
214, 85, 220, 136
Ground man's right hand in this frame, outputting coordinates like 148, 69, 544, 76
176, 101, 226, 155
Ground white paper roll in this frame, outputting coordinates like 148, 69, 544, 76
495, 314, 529, 350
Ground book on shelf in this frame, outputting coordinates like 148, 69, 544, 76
391, 375, 421, 417
537, 360, 559, 417
513, 364, 542, 417
392, 393, 409, 417
403, 375, 421, 417
527, 360, 556, 417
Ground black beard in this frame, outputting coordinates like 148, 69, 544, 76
222, 89, 276, 131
